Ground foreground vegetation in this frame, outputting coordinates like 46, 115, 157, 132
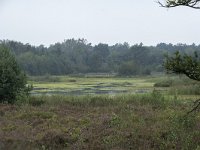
0, 92, 199, 149
0, 75, 200, 149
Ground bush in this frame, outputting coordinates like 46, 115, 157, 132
0, 45, 30, 103
154, 80, 172, 87
28, 97, 46, 106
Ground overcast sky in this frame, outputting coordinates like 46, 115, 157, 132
0, 0, 200, 46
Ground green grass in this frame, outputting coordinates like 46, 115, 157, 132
152, 75, 200, 95
29, 76, 155, 95
0, 93, 199, 149
30, 75, 200, 97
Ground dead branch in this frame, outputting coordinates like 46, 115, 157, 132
157, 0, 200, 9
187, 99, 200, 114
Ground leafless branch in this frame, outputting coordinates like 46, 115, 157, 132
157, 0, 200, 9
187, 99, 200, 114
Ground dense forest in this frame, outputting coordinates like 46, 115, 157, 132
1, 39, 200, 76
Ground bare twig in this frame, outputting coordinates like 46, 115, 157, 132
187, 99, 200, 114
157, 0, 200, 9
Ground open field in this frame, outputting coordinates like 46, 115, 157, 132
29, 76, 161, 96
0, 75, 200, 149
29, 75, 200, 97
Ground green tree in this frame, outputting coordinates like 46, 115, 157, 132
164, 51, 200, 113
0, 45, 29, 103
88, 43, 110, 72
164, 51, 200, 81
160, 0, 200, 112
118, 61, 139, 76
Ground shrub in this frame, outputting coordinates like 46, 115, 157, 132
28, 97, 46, 106
154, 80, 172, 87
0, 45, 30, 103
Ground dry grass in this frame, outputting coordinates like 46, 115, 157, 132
0, 93, 200, 150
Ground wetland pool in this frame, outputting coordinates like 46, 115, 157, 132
30, 76, 156, 96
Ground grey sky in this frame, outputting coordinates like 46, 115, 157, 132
0, 0, 200, 46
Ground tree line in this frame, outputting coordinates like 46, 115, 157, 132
1, 39, 200, 76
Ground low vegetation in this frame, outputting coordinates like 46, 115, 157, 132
153, 75, 200, 95
30, 75, 155, 96
0, 72, 199, 149
0, 92, 199, 149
